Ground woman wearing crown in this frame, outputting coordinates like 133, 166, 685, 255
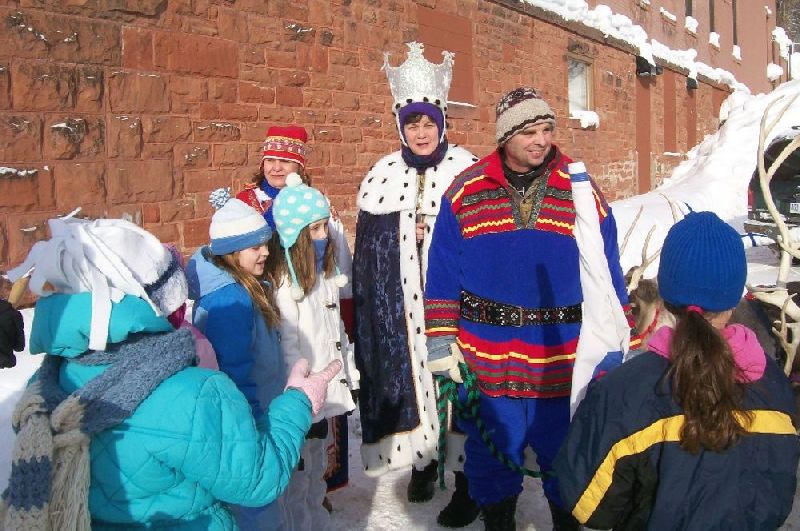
352, 42, 480, 527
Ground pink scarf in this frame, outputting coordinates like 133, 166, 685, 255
648, 323, 766, 382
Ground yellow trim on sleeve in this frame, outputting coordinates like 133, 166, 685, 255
451, 176, 485, 203
573, 410, 796, 524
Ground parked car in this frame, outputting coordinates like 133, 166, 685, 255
747, 127, 800, 232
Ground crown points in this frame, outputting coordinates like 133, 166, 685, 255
383, 41, 454, 114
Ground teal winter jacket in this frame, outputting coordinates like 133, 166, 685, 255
30, 294, 312, 530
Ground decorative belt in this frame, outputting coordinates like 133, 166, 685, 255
460, 290, 582, 327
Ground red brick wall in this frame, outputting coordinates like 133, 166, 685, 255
0, 0, 733, 283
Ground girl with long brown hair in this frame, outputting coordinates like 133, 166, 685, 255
268, 174, 359, 531
555, 211, 799, 530
186, 195, 289, 530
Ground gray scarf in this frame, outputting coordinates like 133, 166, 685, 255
0, 328, 196, 530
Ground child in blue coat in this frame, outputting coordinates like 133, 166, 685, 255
187, 195, 291, 530
2, 216, 341, 530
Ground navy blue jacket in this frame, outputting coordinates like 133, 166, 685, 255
555, 351, 799, 530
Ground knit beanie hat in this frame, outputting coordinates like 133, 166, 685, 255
495, 87, 556, 145
657, 211, 746, 312
6, 215, 188, 351
262, 125, 308, 168
209, 192, 272, 256
273, 173, 347, 300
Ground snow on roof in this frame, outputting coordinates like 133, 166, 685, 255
518, 0, 781, 91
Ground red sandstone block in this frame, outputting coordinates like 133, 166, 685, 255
75, 67, 104, 113
53, 162, 106, 210
153, 32, 238, 78
44, 116, 105, 160
240, 82, 276, 104
174, 143, 211, 168
144, 222, 180, 245
0, 9, 120, 65
0, 165, 51, 212
182, 217, 212, 248
5, 210, 57, 267
314, 126, 342, 143
109, 71, 170, 113
279, 70, 310, 87
184, 168, 230, 193
142, 202, 160, 224
107, 160, 174, 204
266, 50, 298, 69
213, 143, 248, 167
143, 116, 192, 143
107, 115, 143, 159
193, 121, 242, 142
304, 89, 332, 108
258, 105, 296, 123
142, 143, 174, 159
0, 114, 41, 161
217, 6, 248, 43
170, 76, 208, 107
332, 92, 359, 111
209, 79, 238, 103
219, 103, 259, 121
276, 86, 303, 107
122, 26, 154, 70
11, 61, 75, 111
159, 198, 196, 223
239, 122, 270, 142
0, 65, 8, 110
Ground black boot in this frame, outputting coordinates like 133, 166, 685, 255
481, 495, 518, 531
406, 460, 437, 503
548, 500, 580, 531
437, 471, 480, 527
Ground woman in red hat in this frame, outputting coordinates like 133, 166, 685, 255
238, 124, 355, 507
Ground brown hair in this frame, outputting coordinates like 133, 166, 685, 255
252, 160, 310, 185
266, 226, 336, 294
212, 252, 280, 328
664, 303, 752, 453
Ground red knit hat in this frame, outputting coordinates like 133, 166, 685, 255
262, 125, 308, 168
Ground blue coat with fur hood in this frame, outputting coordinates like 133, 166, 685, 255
186, 246, 286, 417
26, 293, 311, 530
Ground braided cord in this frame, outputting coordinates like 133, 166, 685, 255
435, 362, 545, 490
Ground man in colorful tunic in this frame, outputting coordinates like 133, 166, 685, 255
424, 87, 629, 531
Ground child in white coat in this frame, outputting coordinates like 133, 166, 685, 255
269, 173, 360, 530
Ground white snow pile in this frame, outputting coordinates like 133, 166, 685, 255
769, 63, 786, 82
519, 0, 748, 90
570, 110, 600, 129
684, 15, 699, 34
610, 79, 800, 277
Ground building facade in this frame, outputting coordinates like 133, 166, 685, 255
0, 0, 787, 283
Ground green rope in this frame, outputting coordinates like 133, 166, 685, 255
435, 362, 545, 490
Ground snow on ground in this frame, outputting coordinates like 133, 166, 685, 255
612, 79, 800, 278
1, 80, 799, 529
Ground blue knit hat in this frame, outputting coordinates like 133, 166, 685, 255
657, 211, 746, 312
208, 192, 272, 256
273, 174, 346, 300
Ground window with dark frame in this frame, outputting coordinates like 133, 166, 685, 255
686, 0, 693, 16
732, 0, 738, 45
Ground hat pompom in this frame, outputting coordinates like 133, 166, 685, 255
209, 187, 231, 210
291, 284, 305, 301
334, 273, 348, 288
286, 172, 303, 187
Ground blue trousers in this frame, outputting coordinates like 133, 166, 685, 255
457, 388, 570, 507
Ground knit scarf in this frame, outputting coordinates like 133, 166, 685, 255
401, 138, 449, 172
259, 179, 282, 229
0, 327, 196, 530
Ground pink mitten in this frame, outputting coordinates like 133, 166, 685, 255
285, 358, 343, 417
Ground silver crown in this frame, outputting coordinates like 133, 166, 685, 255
383, 42, 455, 113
